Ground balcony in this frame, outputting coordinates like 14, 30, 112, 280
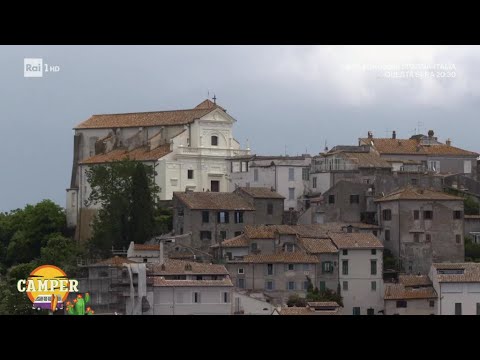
178, 146, 250, 158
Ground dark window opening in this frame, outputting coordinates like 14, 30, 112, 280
424, 210, 433, 220
350, 195, 360, 204
211, 136, 218, 146
328, 195, 335, 204
383, 209, 392, 221
187, 169, 194, 179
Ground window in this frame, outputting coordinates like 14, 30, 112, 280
187, 169, 194, 179
251, 242, 258, 251
411, 178, 418, 185
320, 281, 326, 292
428, 160, 440, 172
254, 168, 259, 182
413, 233, 420, 243
342, 249, 348, 256
211, 180, 219, 192
371, 260, 377, 275
477, 303, 480, 315
267, 264, 273, 275
363, 178, 371, 184
234, 231, 242, 237
179, 227, 183, 235
429, 300, 435, 308
200, 231, 211, 241
286, 243, 294, 252
177, 208, 184, 216
350, 195, 360, 204
456, 235, 462, 244
267, 203, 273, 215
322, 261, 333, 273
454, 211, 463, 220
373, 230, 378, 236
328, 195, 335, 204
353, 307, 360, 315
211, 135, 218, 146
385, 229, 390, 241
303, 264, 310, 271
288, 188, 295, 200
303, 281, 309, 290
143, 258, 148, 263
287, 281, 295, 290
371, 249, 377, 255
367, 308, 374, 315
287, 264, 295, 271
396, 300, 407, 308
196, 275, 203, 280
202, 211, 209, 223
289, 168, 295, 181
223, 292, 230, 303
302, 168, 309, 181
238, 278, 245, 289
371, 281, 376, 291
220, 231, 227, 240
426, 234, 431, 243
218, 211, 229, 223
266, 281, 274, 291
312, 177, 317, 188
226, 252, 232, 260
193, 292, 201, 304
234, 211, 244, 223
414, 210, 419, 220
383, 209, 392, 221
424, 210, 433, 220
455, 303, 462, 315
238, 268, 244, 274
342, 260, 349, 275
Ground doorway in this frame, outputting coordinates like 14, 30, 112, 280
211, 180, 220, 192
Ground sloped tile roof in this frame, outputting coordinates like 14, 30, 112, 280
375, 187, 464, 202
211, 234, 249, 248
398, 275, 432, 287
299, 238, 338, 254
75, 100, 224, 129
384, 284, 437, 300
240, 252, 319, 264
432, 263, 480, 283
149, 259, 229, 275
343, 152, 391, 168
152, 277, 233, 287
174, 192, 255, 211
79, 144, 171, 164
238, 187, 285, 199
329, 232, 383, 249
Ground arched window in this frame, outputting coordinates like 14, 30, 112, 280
211, 135, 218, 146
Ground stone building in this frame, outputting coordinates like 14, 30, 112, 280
384, 275, 437, 315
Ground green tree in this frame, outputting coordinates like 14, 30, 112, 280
465, 237, 480, 261
464, 196, 480, 216
85, 159, 161, 256
0, 262, 38, 315
40, 233, 83, 276
305, 276, 343, 307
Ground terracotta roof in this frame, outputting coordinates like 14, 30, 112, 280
244, 225, 277, 239
384, 284, 437, 300
91, 256, 136, 266
360, 137, 478, 156
278, 307, 339, 315
133, 244, 160, 251
80, 144, 171, 164
238, 187, 285, 199
174, 192, 255, 211
375, 187, 464, 202
149, 259, 229, 275
432, 263, 480, 283
299, 238, 338, 254
239, 252, 319, 264
243, 223, 360, 240
75, 100, 223, 129
343, 152, 391, 168
398, 275, 432, 287
211, 234, 249, 248
329, 232, 383, 249
465, 215, 480, 220
152, 277, 233, 287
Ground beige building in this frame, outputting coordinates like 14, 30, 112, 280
384, 275, 437, 315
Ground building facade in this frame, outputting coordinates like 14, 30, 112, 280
384, 275, 437, 315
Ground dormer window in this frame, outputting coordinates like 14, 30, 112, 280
285, 243, 294, 252
211, 135, 218, 146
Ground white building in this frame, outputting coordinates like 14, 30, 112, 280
66, 99, 250, 240
430, 263, 480, 315
384, 275, 437, 315
329, 232, 384, 315
226, 155, 311, 210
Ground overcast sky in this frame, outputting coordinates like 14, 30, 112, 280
0, 45, 479, 211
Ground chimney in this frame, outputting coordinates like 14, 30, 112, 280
446, 138, 451, 146
368, 131, 373, 139
392, 131, 396, 139
428, 130, 434, 139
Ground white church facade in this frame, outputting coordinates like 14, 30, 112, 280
66, 99, 250, 240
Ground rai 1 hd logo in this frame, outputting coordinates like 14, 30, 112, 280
17, 265, 94, 315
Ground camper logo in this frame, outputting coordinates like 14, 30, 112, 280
17, 265, 80, 312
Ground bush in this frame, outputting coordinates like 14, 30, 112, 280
287, 294, 306, 307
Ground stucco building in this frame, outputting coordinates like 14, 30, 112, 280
384, 275, 437, 315
375, 187, 465, 274
66, 99, 250, 240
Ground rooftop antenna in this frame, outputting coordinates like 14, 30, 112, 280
212, 94, 217, 104
284, 145, 287, 156
384, 128, 390, 138
324, 140, 328, 152
417, 121, 424, 135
